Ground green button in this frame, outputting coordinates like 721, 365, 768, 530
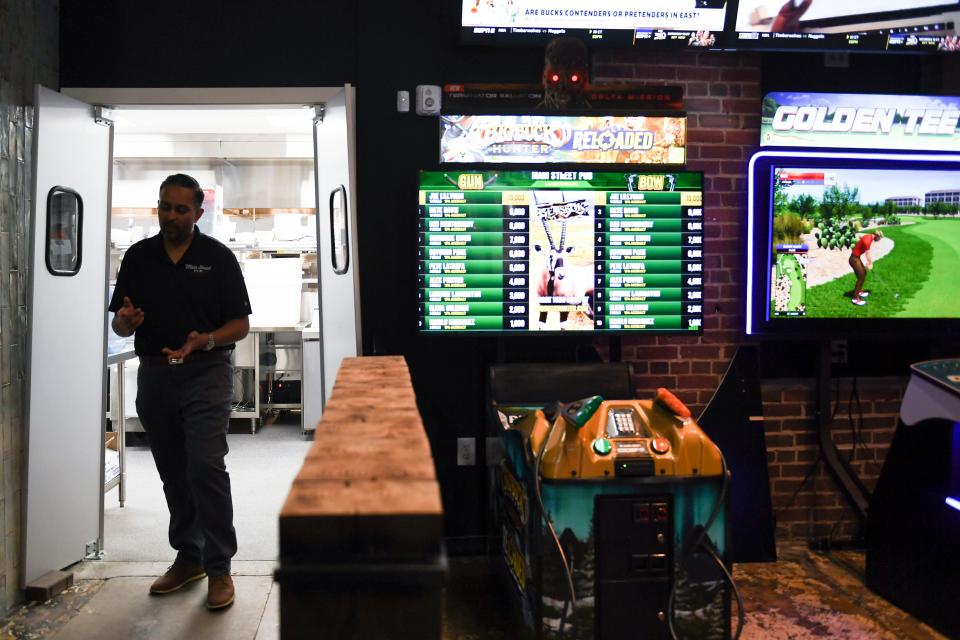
593, 438, 613, 456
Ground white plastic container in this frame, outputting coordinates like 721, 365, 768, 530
243, 258, 302, 328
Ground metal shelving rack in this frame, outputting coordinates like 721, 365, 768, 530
231, 332, 260, 433
257, 327, 306, 432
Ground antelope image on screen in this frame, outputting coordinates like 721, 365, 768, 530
529, 191, 595, 330
770, 167, 960, 319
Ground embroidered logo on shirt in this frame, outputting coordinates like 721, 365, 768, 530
184, 263, 212, 273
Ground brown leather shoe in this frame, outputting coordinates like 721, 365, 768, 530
206, 574, 235, 610
149, 563, 206, 594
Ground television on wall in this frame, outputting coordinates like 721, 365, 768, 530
746, 150, 960, 338
733, 1, 960, 53
419, 168, 705, 334
459, 0, 732, 49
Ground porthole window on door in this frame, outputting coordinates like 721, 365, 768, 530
330, 184, 349, 275
45, 186, 83, 276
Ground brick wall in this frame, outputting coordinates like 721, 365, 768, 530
592, 51, 759, 416
762, 377, 906, 541
591, 50, 908, 543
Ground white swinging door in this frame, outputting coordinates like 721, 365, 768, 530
23, 86, 112, 584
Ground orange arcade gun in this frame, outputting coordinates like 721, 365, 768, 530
496, 389, 742, 640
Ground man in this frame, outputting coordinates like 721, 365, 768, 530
110, 173, 251, 610
849, 229, 883, 306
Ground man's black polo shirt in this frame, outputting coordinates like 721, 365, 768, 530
109, 230, 252, 357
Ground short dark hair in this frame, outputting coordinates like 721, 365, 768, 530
159, 173, 204, 209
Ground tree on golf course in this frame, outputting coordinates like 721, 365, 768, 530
820, 184, 860, 221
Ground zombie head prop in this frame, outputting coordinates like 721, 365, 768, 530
540, 36, 590, 109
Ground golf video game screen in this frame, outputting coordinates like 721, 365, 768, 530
418, 169, 705, 334
768, 166, 960, 320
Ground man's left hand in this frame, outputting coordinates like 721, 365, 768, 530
162, 331, 207, 362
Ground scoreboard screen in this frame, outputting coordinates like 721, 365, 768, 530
418, 170, 705, 334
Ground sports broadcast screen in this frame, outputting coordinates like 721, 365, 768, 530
763, 164, 960, 324
419, 170, 704, 334
734, 1, 960, 52
460, 0, 730, 48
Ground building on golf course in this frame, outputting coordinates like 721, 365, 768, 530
924, 189, 960, 208
885, 196, 922, 209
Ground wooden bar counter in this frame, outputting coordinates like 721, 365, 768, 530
277, 356, 446, 640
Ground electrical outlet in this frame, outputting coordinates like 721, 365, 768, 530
457, 437, 476, 466
831, 339, 848, 364
486, 437, 503, 466
824, 52, 849, 68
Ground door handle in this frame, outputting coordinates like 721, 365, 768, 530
329, 185, 349, 275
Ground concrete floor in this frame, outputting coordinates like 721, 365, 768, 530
0, 561, 280, 639
1, 545, 948, 640
103, 415, 311, 563
52, 561, 278, 640
0, 416, 948, 639
12, 414, 302, 640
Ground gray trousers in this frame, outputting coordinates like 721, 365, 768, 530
136, 351, 237, 576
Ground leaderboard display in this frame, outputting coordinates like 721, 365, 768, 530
418, 170, 704, 334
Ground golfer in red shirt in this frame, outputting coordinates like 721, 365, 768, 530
849, 230, 884, 306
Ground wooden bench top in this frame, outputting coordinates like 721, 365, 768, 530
279, 356, 443, 559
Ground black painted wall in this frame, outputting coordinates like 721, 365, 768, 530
59, 0, 960, 549
61, 0, 552, 549
61, 1, 357, 87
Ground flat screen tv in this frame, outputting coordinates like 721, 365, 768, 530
460, 0, 731, 49
746, 150, 960, 338
419, 169, 705, 334
733, 1, 960, 53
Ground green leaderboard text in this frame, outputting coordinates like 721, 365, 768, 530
420, 316, 698, 331
417, 170, 704, 333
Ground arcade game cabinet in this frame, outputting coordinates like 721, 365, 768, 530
495, 388, 740, 640
866, 359, 960, 638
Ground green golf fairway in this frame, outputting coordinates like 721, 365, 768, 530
803, 218, 960, 318
893, 219, 960, 317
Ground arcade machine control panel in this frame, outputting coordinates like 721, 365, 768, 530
515, 389, 724, 481
910, 358, 960, 395
498, 389, 730, 640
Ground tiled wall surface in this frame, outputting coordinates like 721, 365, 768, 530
0, 0, 58, 614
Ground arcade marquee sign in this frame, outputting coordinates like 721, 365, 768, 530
761, 92, 960, 151
440, 114, 687, 164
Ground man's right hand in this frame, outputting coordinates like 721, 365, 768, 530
113, 296, 144, 336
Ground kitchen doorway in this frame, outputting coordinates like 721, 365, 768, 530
61, 87, 359, 569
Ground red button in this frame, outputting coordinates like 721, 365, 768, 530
651, 438, 671, 455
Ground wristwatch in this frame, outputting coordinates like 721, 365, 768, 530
203, 332, 216, 351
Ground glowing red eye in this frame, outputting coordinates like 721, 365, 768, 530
571, 74, 580, 83
551, 74, 560, 83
